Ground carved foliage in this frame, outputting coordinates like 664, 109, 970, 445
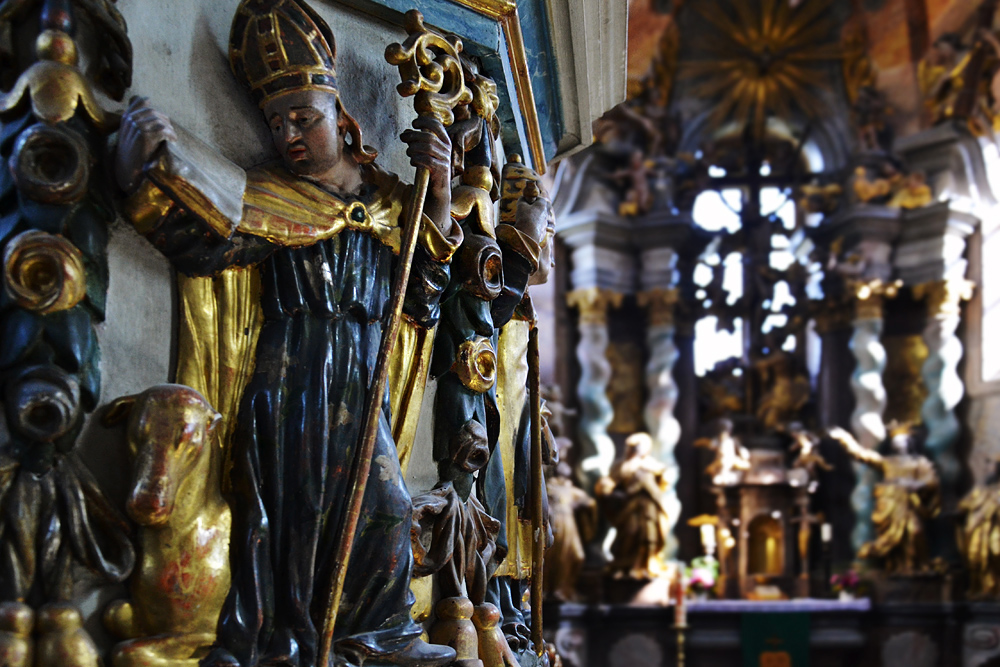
0, 2, 132, 610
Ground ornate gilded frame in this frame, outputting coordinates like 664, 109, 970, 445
450, 0, 545, 173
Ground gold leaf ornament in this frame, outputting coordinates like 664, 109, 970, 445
454, 337, 497, 393
385, 10, 472, 126
3, 231, 87, 314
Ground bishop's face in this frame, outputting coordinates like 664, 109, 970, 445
264, 89, 344, 177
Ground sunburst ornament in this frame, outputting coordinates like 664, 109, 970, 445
681, 0, 841, 140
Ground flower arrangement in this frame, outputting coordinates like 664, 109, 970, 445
686, 556, 719, 596
830, 570, 860, 597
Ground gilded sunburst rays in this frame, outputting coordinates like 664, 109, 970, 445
682, 0, 840, 139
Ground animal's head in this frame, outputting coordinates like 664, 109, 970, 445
104, 384, 220, 527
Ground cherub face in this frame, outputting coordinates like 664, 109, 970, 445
264, 90, 344, 177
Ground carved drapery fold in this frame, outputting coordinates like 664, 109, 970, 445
0, 3, 135, 608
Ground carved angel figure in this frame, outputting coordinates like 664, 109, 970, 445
958, 462, 1000, 597
918, 28, 998, 136
886, 171, 933, 210
787, 423, 832, 478
918, 33, 970, 125
597, 433, 672, 579
695, 418, 751, 486
828, 426, 941, 573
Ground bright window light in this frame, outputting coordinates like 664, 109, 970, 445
769, 250, 795, 271
694, 263, 714, 287
771, 281, 795, 312
694, 316, 744, 376
983, 221, 1000, 382
762, 187, 796, 230
693, 189, 743, 233
723, 253, 743, 304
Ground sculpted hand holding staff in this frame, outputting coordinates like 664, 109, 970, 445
114, 1, 462, 665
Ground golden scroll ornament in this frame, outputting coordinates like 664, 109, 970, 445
3, 230, 86, 315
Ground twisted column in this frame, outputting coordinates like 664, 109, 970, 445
914, 279, 974, 506
566, 288, 622, 481
637, 287, 682, 559
847, 281, 897, 554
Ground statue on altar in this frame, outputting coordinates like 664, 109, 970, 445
596, 433, 672, 579
545, 438, 597, 602
113, 1, 460, 664
695, 418, 751, 487
828, 425, 941, 574
958, 459, 1000, 598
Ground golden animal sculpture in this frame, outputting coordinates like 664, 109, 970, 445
102, 385, 230, 666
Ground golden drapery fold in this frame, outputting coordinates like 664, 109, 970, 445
494, 318, 533, 579
174, 267, 263, 489
389, 318, 436, 476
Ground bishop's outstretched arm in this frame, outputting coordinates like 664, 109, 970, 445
827, 426, 884, 468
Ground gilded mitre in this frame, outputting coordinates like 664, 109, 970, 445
229, 0, 339, 108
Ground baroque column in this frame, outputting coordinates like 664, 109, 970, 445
566, 287, 623, 479
847, 280, 898, 553
914, 279, 974, 504
637, 287, 682, 559
810, 203, 902, 559
892, 202, 977, 515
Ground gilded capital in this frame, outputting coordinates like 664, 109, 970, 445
913, 279, 975, 319
566, 287, 623, 325
637, 288, 680, 327
849, 279, 900, 321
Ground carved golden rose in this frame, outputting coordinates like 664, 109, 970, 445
454, 336, 497, 393
3, 230, 86, 314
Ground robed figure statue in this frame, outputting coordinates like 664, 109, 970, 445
828, 426, 941, 574
114, 1, 460, 665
